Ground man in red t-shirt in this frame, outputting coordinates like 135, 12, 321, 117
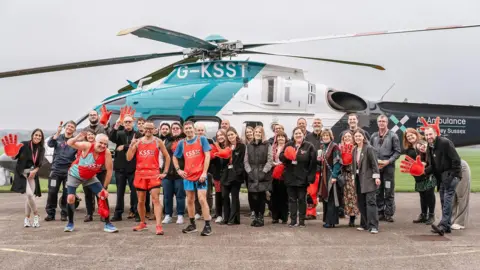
173, 121, 212, 236
127, 121, 170, 235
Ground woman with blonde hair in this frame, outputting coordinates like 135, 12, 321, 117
244, 126, 273, 226
340, 130, 359, 227
403, 128, 435, 225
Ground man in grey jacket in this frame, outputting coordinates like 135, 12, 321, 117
370, 115, 401, 222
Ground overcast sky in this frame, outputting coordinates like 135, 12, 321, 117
1, 0, 479, 130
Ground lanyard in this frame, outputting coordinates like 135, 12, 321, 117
30, 141, 38, 165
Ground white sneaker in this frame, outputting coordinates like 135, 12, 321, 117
176, 215, 184, 224
194, 214, 201, 220
24, 217, 31, 228
370, 228, 378, 234
215, 216, 223, 223
162, 215, 172, 224
356, 227, 365, 231
32, 215, 40, 228
451, 224, 465, 230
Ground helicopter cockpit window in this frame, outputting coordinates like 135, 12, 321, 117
105, 97, 126, 106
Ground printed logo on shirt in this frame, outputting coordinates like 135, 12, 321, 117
185, 149, 201, 158
139, 149, 156, 157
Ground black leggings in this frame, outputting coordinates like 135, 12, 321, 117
250, 192, 266, 216
419, 187, 435, 215
222, 182, 241, 224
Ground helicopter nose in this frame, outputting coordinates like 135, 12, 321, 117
0, 154, 17, 172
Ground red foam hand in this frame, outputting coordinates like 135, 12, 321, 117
119, 105, 136, 123
1, 134, 23, 157
272, 164, 285, 179
99, 104, 112, 126
419, 116, 440, 136
209, 144, 218, 159
97, 190, 109, 219
284, 146, 296, 161
400, 155, 425, 176
341, 143, 354, 165
215, 147, 232, 159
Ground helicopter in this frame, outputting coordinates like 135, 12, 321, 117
1, 23, 480, 181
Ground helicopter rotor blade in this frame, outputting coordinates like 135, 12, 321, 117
241, 50, 385, 71
117, 25, 217, 50
244, 23, 480, 49
0, 52, 183, 79
117, 56, 199, 93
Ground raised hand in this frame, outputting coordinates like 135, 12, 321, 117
130, 134, 139, 148
419, 116, 440, 136
99, 104, 113, 126
1, 134, 23, 157
400, 155, 425, 176
341, 143, 354, 165
118, 105, 137, 123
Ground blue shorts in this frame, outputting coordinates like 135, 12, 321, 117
183, 179, 208, 191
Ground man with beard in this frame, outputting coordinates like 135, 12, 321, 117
424, 127, 462, 235
157, 123, 171, 141
338, 113, 370, 143
45, 121, 78, 222
304, 118, 323, 219
83, 110, 107, 134
109, 110, 143, 222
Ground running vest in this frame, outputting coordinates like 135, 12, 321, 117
135, 139, 160, 179
69, 144, 105, 180
183, 136, 205, 181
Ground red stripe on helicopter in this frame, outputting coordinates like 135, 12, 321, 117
354, 31, 388, 36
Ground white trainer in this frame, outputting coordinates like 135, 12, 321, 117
215, 216, 223, 223
32, 215, 40, 228
176, 215, 184, 224
162, 215, 172, 224
24, 217, 31, 228
451, 224, 465, 230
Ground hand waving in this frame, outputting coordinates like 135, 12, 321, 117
419, 116, 440, 136
400, 155, 425, 176
99, 104, 113, 126
1, 134, 23, 157
341, 143, 354, 165
119, 105, 136, 123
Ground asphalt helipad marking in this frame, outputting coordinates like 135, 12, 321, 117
0, 248, 75, 257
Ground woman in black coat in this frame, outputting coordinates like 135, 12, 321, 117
7, 129, 45, 228
279, 127, 316, 227
244, 126, 273, 227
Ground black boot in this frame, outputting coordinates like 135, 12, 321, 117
413, 213, 427, 223
349, 216, 355, 227
255, 214, 264, 227
425, 213, 435, 225
250, 216, 258, 227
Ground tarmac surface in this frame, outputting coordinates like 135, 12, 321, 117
0, 192, 478, 270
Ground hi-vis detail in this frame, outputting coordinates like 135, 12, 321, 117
176, 61, 248, 79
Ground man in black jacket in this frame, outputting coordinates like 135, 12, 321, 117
109, 114, 143, 222
424, 127, 462, 235
45, 121, 78, 221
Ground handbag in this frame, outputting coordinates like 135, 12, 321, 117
323, 154, 345, 188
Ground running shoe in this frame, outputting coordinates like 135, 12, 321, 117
201, 225, 212, 236
176, 215, 184, 224
162, 215, 172, 224
104, 223, 119, 233
156, 225, 164, 235
64, 222, 74, 232
182, 224, 197, 234
24, 217, 31, 228
133, 222, 147, 231
32, 215, 40, 228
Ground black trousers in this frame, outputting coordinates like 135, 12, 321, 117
45, 171, 68, 218
286, 186, 307, 223
245, 174, 254, 213
377, 164, 395, 217
214, 180, 223, 218
338, 185, 345, 216
195, 174, 213, 215
114, 171, 137, 217
250, 192, 266, 216
271, 180, 288, 222
357, 190, 379, 230
419, 187, 436, 215
323, 186, 340, 225
222, 182, 241, 224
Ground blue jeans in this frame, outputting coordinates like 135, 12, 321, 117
163, 178, 186, 216
439, 177, 460, 230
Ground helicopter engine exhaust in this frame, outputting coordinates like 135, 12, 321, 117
326, 89, 368, 112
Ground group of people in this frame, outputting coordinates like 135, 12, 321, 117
2, 106, 471, 236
